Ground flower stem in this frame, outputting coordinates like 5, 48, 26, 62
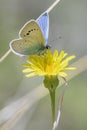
49, 87, 56, 127
43, 76, 59, 128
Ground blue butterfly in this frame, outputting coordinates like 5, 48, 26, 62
10, 12, 49, 56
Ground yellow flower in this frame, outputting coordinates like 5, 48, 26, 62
22, 49, 76, 126
23, 50, 75, 78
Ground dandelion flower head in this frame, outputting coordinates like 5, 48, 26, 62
23, 49, 75, 78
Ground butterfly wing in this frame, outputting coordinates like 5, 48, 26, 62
37, 12, 49, 44
10, 20, 45, 56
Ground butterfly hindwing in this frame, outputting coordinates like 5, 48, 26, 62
10, 38, 45, 56
10, 20, 45, 56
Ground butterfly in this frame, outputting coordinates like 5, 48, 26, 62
10, 12, 49, 56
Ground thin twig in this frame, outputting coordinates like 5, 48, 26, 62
46, 0, 60, 14
0, 49, 11, 63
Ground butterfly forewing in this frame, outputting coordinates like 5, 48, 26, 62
19, 20, 45, 44
10, 20, 45, 56
37, 12, 49, 44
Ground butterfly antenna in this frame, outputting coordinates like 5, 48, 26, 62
0, 48, 11, 63
52, 78, 68, 130
46, 0, 60, 14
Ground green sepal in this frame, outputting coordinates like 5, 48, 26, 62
43, 76, 59, 91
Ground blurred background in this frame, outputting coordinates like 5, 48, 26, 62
0, 0, 87, 130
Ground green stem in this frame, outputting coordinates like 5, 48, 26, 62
43, 76, 59, 128
49, 88, 56, 127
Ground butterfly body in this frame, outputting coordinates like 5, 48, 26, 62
10, 12, 49, 56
